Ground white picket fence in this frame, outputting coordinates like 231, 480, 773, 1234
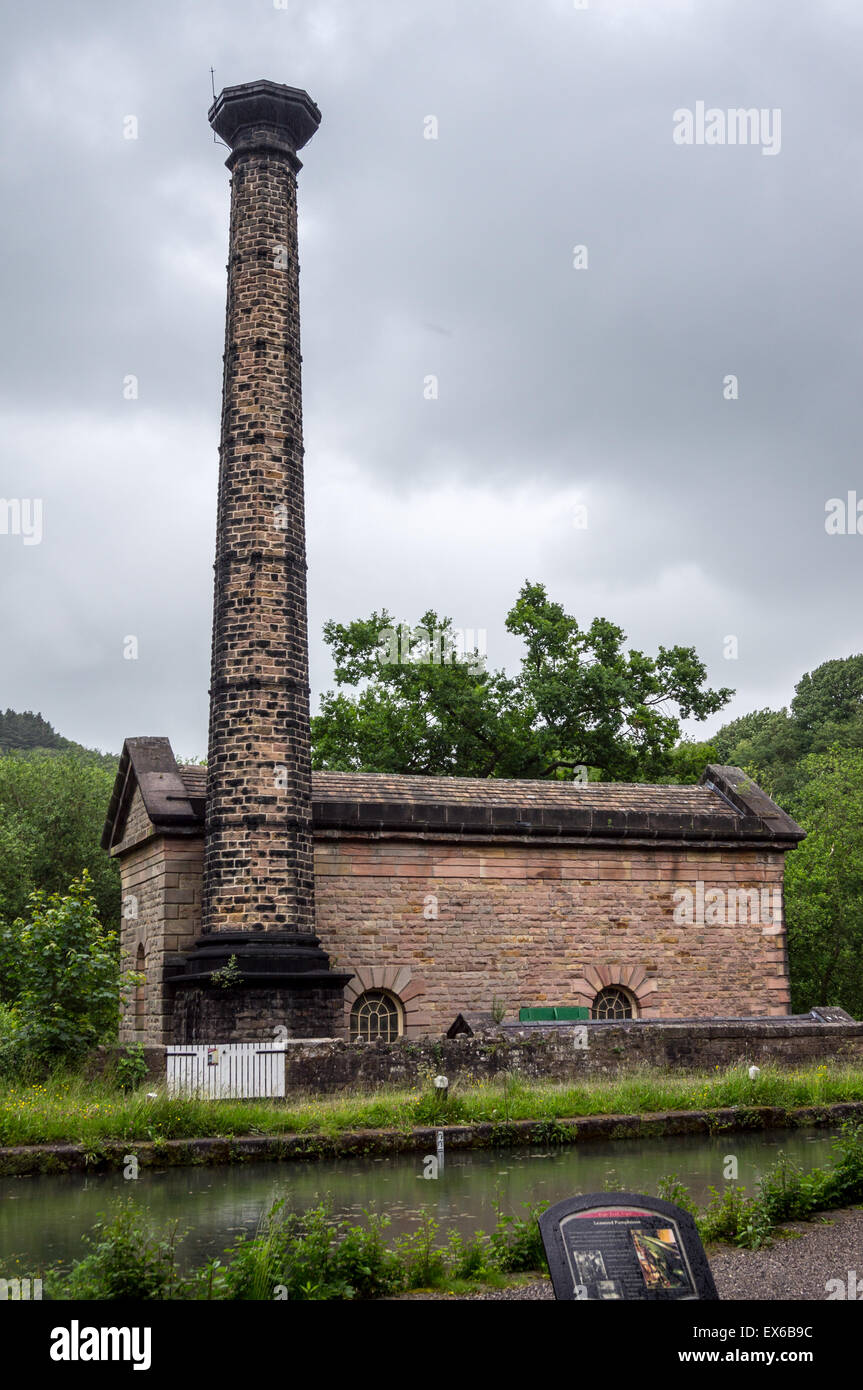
166, 1042, 286, 1099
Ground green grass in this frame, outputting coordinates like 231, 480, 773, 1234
0, 1061, 860, 1149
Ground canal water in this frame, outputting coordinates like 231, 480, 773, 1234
0, 1127, 839, 1272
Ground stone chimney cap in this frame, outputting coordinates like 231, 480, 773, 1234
208, 79, 321, 156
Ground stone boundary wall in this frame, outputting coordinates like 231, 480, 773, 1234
91, 1019, 863, 1092
279, 1021, 863, 1093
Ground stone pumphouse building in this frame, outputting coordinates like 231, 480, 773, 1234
102, 79, 806, 1047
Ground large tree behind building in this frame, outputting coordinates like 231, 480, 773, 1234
709, 656, 863, 1016
710, 653, 863, 799
311, 581, 732, 782
791, 655, 863, 733
781, 748, 863, 1017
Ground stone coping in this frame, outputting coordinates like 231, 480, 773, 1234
448, 1016, 862, 1038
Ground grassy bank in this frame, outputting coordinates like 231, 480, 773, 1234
1, 1062, 862, 1148
31, 1121, 863, 1298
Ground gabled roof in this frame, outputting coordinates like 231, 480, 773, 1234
100, 738, 199, 850
102, 739, 805, 852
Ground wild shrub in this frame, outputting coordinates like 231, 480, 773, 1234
755, 1152, 821, 1226
445, 1229, 494, 1281
488, 1200, 548, 1272
697, 1184, 755, 1246
115, 1045, 149, 1094
328, 1212, 404, 1298
0, 873, 137, 1069
220, 1201, 403, 1301
0, 1003, 21, 1079
395, 1213, 447, 1288
816, 1121, 863, 1209
656, 1173, 699, 1217
50, 1200, 186, 1300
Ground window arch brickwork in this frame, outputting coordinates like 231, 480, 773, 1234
573, 965, 659, 1018
342, 965, 427, 1039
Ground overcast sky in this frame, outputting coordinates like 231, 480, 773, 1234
1, 0, 861, 761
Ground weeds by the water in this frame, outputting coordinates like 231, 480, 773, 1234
659, 1120, 863, 1250
45, 1195, 551, 1301
56, 1202, 187, 1300
1, 1061, 861, 1149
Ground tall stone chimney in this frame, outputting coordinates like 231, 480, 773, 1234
171, 80, 350, 1041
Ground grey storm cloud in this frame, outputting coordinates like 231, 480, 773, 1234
1, 0, 862, 756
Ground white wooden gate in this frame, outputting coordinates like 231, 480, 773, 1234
166, 1043, 286, 1099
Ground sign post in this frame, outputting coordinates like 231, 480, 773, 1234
538, 1192, 718, 1301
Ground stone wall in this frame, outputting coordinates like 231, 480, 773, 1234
116, 792, 202, 1045
86, 1045, 168, 1084
314, 838, 791, 1036
95, 1020, 863, 1092
115, 827, 793, 1042
173, 983, 345, 1045
279, 1020, 863, 1094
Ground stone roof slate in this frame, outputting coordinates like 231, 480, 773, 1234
312, 771, 732, 814
179, 764, 732, 813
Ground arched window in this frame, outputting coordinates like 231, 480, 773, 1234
135, 944, 146, 1036
350, 990, 403, 1043
591, 986, 635, 1020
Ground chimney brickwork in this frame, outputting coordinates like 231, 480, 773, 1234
166, 81, 350, 1039
204, 90, 316, 936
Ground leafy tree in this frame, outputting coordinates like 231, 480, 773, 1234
0, 873, 137, 1062
710, 708, 787, 760
664, 740, 720, 784
782, 749, 863, 1017
710, 655, 863, 800
0, 751, 119, 935
710, 708, 808, 800
311, 581, 733, 782
791, 656, 863, 733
